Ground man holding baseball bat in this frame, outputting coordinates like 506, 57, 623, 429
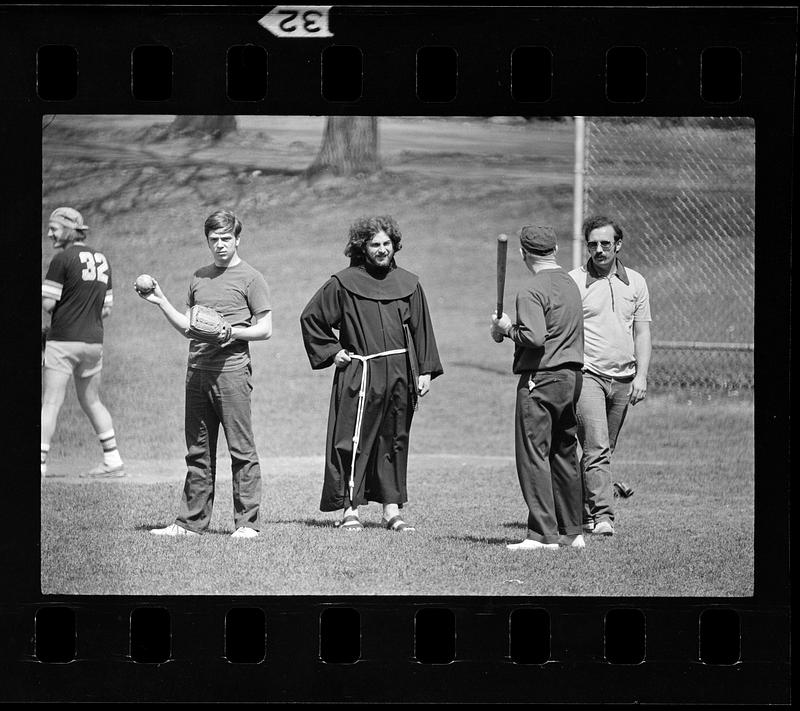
137, 208, 272, 538
491, 225, 586, 550
300, 215, 443, 532
569, 215, 652, 537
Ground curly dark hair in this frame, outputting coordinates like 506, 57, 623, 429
582, 215, 623, 242
345, 215, 403, 265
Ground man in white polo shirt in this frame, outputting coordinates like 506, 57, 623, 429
569, 216, 652, 536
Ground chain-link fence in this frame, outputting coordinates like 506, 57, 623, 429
580, 116, 755, 391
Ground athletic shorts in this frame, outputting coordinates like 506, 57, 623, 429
44, 341, 104, 378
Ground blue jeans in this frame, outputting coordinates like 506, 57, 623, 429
176, 365, 262, 533
575, 370, 631, 525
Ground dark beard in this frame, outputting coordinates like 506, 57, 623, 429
364, 253, 394, 271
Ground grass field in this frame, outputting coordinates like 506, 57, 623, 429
40, 115, 754, 596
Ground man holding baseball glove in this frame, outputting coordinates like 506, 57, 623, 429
300, 215, 443, 532
41, 207, 126, 479
491, 225, 585, 550
568, 215, 652, 537
137, 209, 271, 538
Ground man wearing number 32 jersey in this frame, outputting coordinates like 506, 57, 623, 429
41, 207, 126, 479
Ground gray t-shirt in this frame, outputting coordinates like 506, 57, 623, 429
186, 259, 271, 371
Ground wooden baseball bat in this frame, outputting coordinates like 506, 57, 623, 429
493, 234, 508, 342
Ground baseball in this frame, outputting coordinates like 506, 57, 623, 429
135, 274, 155, 294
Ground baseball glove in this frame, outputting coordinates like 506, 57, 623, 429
186, 305, 232, 344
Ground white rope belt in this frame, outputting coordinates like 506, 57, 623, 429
347, 348, 408, 507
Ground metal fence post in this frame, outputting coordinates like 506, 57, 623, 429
572, 116, 585, 271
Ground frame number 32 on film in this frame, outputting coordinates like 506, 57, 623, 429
259, 6, 333, 38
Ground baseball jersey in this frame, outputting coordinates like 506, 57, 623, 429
508, 267, 584, 374
568, 259, 652, 378
186, 259, 271, 372
42, 243, 113, 344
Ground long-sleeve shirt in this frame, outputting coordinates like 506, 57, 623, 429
508, 267, 584, 374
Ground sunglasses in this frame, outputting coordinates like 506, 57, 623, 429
586, 240, 616, 251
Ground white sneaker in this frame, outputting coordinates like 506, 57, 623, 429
82, 462, 126, 479
506, 539, 560, 551
593, 520, 615, 536
559, 534, 586, 548
231, 527, 259, 538
150, 523, 199, 536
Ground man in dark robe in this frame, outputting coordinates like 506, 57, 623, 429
300, 215, 443, 532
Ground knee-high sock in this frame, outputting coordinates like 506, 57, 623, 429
98, 429, 123, 467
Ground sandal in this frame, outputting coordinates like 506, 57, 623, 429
384, 515, 415, 532
337, 514, 363, 531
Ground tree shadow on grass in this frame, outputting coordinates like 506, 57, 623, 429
44, 139, 306, 217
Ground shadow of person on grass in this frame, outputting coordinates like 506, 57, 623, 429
135, 524, 234, 535
269, 517, 333, 528
444, 534, 513, 546
272, 518, 401, 530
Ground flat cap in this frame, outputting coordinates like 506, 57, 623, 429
519, 225, 556, 253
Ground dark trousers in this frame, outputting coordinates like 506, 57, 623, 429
176, 366, 262, 533
514, 368, 583, 543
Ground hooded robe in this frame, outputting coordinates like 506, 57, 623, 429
300, 263, 443, 511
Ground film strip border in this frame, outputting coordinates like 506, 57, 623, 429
34, 42, 747, 106
7, 600, 790, 703
1, 6, 795, 112
3, 3, 794, 704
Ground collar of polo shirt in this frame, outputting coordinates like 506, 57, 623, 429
584, 256, 630, 287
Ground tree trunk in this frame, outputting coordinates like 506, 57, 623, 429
306, 116, 380, 179
168, 115, 237, 140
